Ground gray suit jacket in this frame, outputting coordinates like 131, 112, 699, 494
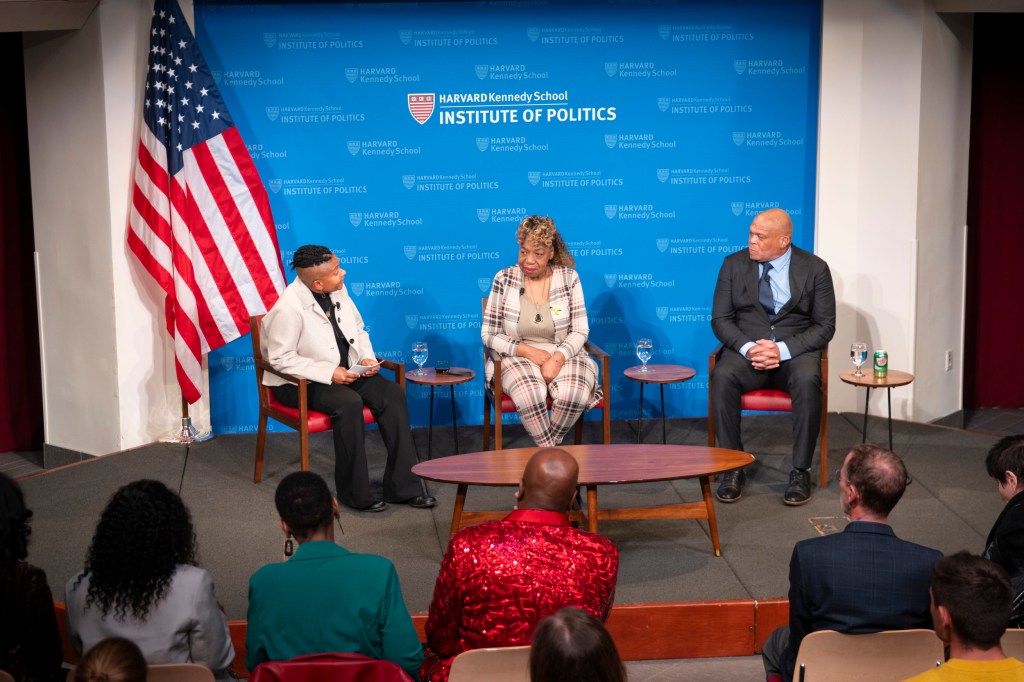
711, 245, 836, 358
66, 565, 236, 679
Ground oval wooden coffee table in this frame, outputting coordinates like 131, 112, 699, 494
412, 443, 753, 557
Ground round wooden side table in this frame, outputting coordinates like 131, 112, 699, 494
839, 369, 914, 450
623, 364, 697, 444
406, 367, 476, 459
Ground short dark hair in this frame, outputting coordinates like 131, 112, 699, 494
985, 435, 1024, 484
275, 471, 334, 540
75, 637, 147, 682
0, 472, 32, 563
932, 551, 1012, 649
845, 444, 909, 516
289, 245, 334, 270
529, 607, 625, 682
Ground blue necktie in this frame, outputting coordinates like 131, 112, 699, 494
759, 263, 776, 320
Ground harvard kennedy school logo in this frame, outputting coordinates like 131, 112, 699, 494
408, 94, 435, 124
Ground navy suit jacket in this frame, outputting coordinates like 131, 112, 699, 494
711, 245, 835, 358
783, 521, 941, 682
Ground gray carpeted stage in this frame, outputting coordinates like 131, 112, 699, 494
21, 413, 1002, 620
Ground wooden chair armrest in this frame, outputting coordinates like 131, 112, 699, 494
378, 357, 405, 390
584, 340, 609, 359
255, 359, 303, 386
709, 343, 724, 373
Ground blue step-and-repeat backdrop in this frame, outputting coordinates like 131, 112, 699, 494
198, 0, 822, 434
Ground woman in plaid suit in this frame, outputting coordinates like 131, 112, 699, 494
482, 216, 602, 446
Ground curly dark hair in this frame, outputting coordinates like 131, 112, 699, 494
289, 245, 334, 270
0, 473, 32, 564
78, 480, 198, 620
275, 471, 334, 541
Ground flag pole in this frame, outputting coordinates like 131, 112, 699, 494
161, 395, 214, 444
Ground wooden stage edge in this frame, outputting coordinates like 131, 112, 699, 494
56, 598, 790, 676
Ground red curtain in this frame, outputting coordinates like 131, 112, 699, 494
964, 14, 1024, 408
0, 33, 44, 452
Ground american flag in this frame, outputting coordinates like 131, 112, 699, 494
127, 0, 285, 404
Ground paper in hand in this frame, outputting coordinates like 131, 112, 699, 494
348, 359, 383, 376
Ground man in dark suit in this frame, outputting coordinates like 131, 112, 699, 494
711, 208, 835, 505
761, 444, 942, 682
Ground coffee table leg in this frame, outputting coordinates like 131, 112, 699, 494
861, 387, 870, 443
450, 484, 468, 536
450, 385, 460, 454
700, 475, 722, 557
587, 485, 599, 534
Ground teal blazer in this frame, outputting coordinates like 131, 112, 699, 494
245, 541, 423, 679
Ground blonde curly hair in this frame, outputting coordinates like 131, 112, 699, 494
516, 215, 575, 269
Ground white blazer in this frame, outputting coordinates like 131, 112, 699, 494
261, 278, 375, 386
65, 565, 235, 679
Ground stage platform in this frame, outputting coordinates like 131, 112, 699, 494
19, 412, 1002, 670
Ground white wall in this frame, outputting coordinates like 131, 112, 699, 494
817, 0, 973, 421
24, 0, 209, 456
21, 0, 977, 455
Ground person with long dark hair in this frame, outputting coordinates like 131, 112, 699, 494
245, 471, 422, 679
0, 472, 63, 682
529, 608, 626, 682
65, 480, 235, 680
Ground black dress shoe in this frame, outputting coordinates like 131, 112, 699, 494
784, 469, 812, 506
402, 495, 437, 509
716, 469, 746, 503
352, 500, 388, 513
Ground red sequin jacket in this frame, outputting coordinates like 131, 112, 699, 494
421, 509, 618, 682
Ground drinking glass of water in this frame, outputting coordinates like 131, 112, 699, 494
412, 341, 428, 376
636, 338, 653, 372
850, 341, 867, 377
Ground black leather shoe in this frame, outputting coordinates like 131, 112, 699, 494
716, 469, 746, 503
403, 495, 437, 509
784, 469, 812, 506
353, 500, 388, 513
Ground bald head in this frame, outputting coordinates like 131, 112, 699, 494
747, 208, 793, 263
517, 448, 580, 512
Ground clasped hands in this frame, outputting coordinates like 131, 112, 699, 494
331, 358, 380, 385
519, 344, 565, 382
747, 339, 782, 371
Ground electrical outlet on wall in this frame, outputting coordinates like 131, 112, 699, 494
945, 349, 953, 372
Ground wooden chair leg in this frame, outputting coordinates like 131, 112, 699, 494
601, 407, 611, 445
494, 409, 503, 451
299, 425, 310, 472
254, 412, 268, 483
483, 395, 491, 451
574, 416, 584, 445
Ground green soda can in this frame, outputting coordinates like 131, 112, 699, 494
873, 350, 888, 378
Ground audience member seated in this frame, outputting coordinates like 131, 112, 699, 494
245, 471, 422, 679
983, 435, 1024, 627
0, 472, 63, 682
762, 444, 942, 682
422, 448, 619, 682
73, 637, 147, 682
65, 480, 235, 680
482, 216, 601, 447
529, 607, 625, 682
903, 551, 1024, 681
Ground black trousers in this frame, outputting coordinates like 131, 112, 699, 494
710, 347, 822, 471
271, 374, 422, 508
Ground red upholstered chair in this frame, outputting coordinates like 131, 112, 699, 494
481, 298, 611, 450
707, 344, 829, 488
249, 315, 405, 483
248, 653, 414, 682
